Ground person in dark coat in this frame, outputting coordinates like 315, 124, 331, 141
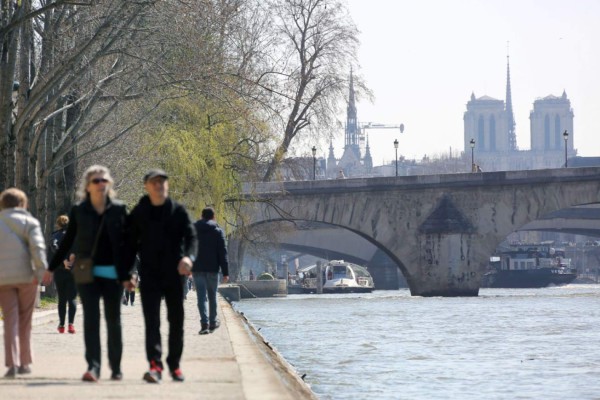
192, 207, 229, 335
47, 165, 135, 382
49, 215, 77, 334
126, 169, 197, 383
122, 255, 139, 306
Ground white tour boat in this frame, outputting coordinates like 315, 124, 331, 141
298, 260, 375, 293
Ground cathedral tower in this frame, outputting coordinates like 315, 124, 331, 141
529, 90, 574, 152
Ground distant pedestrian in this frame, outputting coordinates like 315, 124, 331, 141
122, 283, 136, 306
48, 165, 134, 382
122, 256, 139, 306
0, 188, 50, 378
126, 169, 197, 383
49, 215, 78, 334
192, 207, 229, 335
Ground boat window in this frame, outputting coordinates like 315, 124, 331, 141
330, 265, 348, 279
352, 265, 370, 277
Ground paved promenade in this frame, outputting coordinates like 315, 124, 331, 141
0, 290, 316, 400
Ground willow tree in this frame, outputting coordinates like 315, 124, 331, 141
137, 97, 269, 228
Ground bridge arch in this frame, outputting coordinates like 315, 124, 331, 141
517, 203, 600, 237
238, 167, 600, 296
231, 219, 409, 289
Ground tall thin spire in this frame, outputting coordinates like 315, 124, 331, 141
345, 67, 360, 159
348, 67, 356, 110
328, 135, 336, 160
364, 134, 373, 172
505, 49, 517, 151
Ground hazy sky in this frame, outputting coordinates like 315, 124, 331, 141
328, 0, 600, 165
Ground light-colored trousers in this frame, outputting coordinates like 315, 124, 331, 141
0, 283, 37, 368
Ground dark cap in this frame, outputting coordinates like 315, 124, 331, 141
143, 168, 168, 183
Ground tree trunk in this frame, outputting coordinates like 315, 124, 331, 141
1, 24, 19, 189
262, 118, 296, 182
16, 1, 33, 191
45, 103, 58, 237
60, 94, 79, 212
0, 0, 13, 189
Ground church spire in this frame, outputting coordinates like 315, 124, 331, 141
348, 67, 356, 110
506, 52, 517, 151
345, 68, 360, 159
363, 134, 373, 172
328, 135, 336, 160
326, 134, 338, 178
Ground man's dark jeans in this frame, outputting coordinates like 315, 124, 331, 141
139, 276, 185, 372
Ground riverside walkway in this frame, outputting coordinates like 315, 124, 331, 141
0, 290, 316, 400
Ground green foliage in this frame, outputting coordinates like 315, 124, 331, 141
140, 97, 264, 231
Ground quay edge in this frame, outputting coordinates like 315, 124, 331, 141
223, 298, 319, 400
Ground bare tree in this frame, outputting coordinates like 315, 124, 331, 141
0, 1, 196, 231
256, 0, 362, 181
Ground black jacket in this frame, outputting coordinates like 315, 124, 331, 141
49, 197, 130, 282
193, 219, 229, 276
126, 196, 197, 281
49, 229, 67, 260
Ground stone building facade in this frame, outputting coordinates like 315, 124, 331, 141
464, 58, 576, 171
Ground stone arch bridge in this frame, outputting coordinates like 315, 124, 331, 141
237, 167, 600, 296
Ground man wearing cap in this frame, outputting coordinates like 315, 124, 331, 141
126, 169, 197, 383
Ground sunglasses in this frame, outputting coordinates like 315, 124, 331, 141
90, 178, 109, 184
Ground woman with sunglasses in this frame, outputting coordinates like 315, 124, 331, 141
47, 165, 135, 382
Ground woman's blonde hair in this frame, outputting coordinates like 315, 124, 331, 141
0, 187, 28, 210
56, 215, 69, 229
75, 165, 116, 201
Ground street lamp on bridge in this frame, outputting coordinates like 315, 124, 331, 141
393, 138, 399, 177
311, 145, 317, 180
470, 138, 475, 172
563, 130, 569, 168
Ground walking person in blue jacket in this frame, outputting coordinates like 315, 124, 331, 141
192, 207, 229, 335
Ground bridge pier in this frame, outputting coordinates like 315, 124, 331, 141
367, 249, 406, 289
404, 233, 481, 297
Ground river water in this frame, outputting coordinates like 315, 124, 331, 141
233, 285, 600, 400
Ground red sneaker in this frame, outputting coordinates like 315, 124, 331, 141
68, 324, 76, 334
143, 360, 162, 383
171, 368, 185, 382
82, 370, 98, 382
57, 325, 65, 334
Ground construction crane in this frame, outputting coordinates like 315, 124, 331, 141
359, 122, 405, 144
